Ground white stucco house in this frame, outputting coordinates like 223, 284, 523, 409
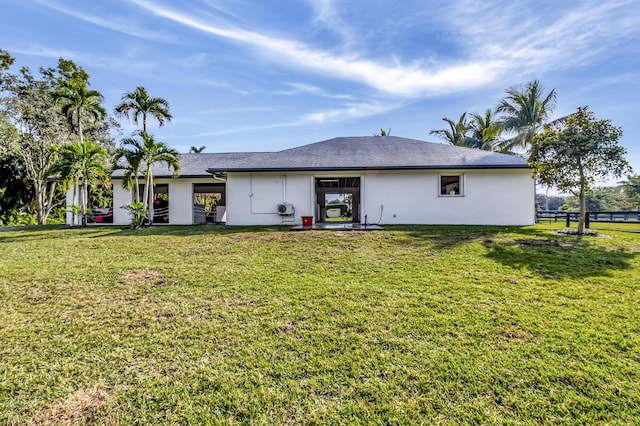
69, 136, 536, 227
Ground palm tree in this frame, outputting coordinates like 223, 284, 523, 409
114, 86, 172, 132
468, 109, 503, 151
189, 145, 206, 153
496, 80, 556, 152
52, 141, 109, 227
114, 131, 180, 226
429, 113, 476, 147
55, 80, 106, 142
373, 128, 391, 137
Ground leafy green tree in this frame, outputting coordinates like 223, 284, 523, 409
0, 53, 113, 224
468, 109, 503, 151
536, 194, 565, 211
113, 131, 180, 227
530, 106, 630, 233
46, 59, 117, 152
55, 79, 106, 143
497, 80, 557, 152
0, 111, 32, 223
1, 62, 73, 224
619, 175, 640, 210
0, 49, 14, 71
114, 86, 172, 132
560, 186, 630, 212
51, 141, 109, 227
429, 113, 476, 147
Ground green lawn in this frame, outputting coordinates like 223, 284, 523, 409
1, 224, 639, 424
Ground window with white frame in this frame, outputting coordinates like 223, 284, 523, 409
440, 175, 463, 196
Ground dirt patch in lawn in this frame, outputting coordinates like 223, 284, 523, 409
35, 385, 109, 425
517, 239, 574, 247
119, 268, 173, 286
499, 326, 530, 343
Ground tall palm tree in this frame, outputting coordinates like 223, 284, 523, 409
468, 109, 503, 151
52, 141, 109, 227
496, 80, 557, 152
429, 113, 476, 147
114, 131, 180, 226
55, 80, 106, 142
114, 86, 172, 132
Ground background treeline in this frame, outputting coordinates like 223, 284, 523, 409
538, 176, 640, 212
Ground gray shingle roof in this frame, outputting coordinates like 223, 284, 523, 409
112, 152, 266, 178
113, 136, 528, 178
206, 136, 529, 172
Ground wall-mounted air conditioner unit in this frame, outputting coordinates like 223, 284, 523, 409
277, 203, 294, 215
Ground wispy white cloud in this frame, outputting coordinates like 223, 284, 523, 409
298, 100, 404, 124
196, 106, 276, 115
199, 79, 250, 95
8, 42, 170, 86
192, 122, 299, 137
192, 99, 403, 138
275, 82, 353, 100
179, 53, 209, 69
7, 45, 77, 60
35, 0, 181, 44
448, 0, 639, 74
130, 0, 503, 97
133, 0, 639, 100
305, 0, 357, 46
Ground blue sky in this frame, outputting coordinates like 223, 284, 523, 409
2, 0, 640, 183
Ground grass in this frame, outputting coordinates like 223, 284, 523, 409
0, 223, 639, 424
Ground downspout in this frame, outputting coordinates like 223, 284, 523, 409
282, 174, 286, 203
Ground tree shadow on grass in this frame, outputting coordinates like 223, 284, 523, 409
0, 224, 289, 243
394, 225, 636, 279
394, 225, 543, 251
0, 225, 127, 243
483, 237, 635, 279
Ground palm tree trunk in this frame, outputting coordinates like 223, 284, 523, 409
147, 171, 154, 225
81, 180, 88, 227
71, 181, 78, 227
141, 173, 150, 228
77, 107, 83, 143
134, 175, 140, 203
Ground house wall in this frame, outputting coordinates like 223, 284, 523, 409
70, 168, 534, 226
95, 177, 225, 226
112, 183, 133, 225
65, 186, 81, 226
361, 168, 535, 225
226, 169, 535, 226
226, 172, 315, 226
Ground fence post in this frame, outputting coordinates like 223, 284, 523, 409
585, 213, 590, 229
566, 212, 570, 228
